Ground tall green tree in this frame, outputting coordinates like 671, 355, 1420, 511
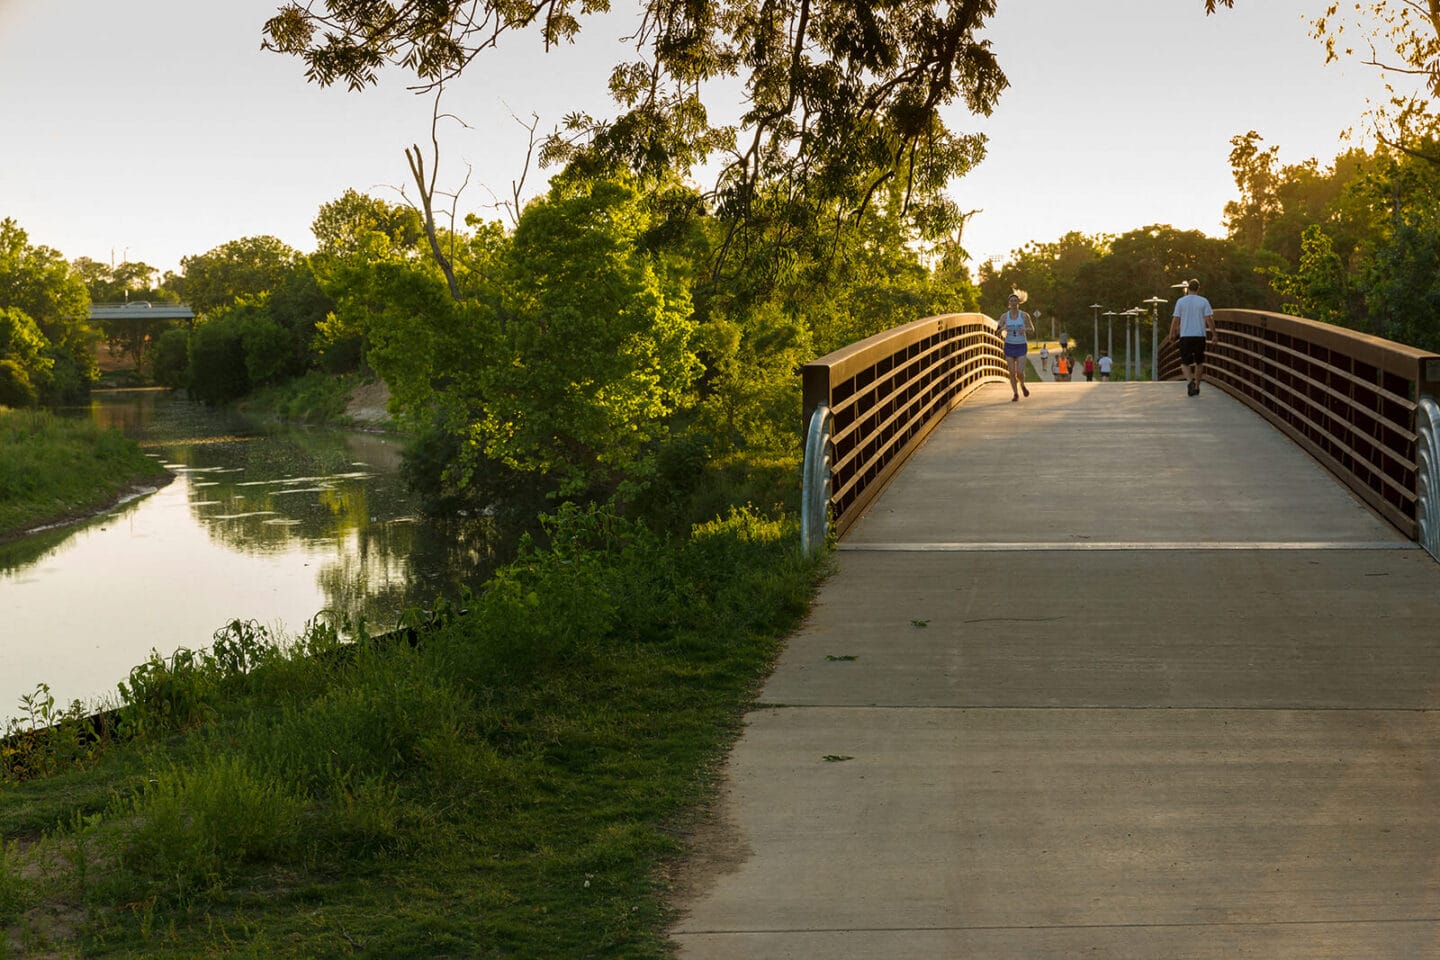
1223, 131, 1282, 249
72, 257, 174, 304
322, 249, 486, 418
1268, 223, 1357, 327
309, 190, 469, 372
187, 296, 305, 404
1221, 132, 1380, 268
267, 260, 335, 372
311, 189, 426, 257
1266, 144, 1440, 346
0, 218, 96, 401
267, 0, 1013, 519
474, 176, 701, 495
979, 231, 1104, 330
179, 236, 302, 315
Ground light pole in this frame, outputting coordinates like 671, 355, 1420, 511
1131, 307, 1144, 380
1122, 308, 1141, 380
1103, 310, 1116, 362
1089, 303, 1102, 361
1121, 309, 1131, 380
1143, 296, 1168, 381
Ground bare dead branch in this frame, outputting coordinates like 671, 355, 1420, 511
405, 86, 464, 299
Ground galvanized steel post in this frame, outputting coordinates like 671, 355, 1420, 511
800, 404, 833, 557
1418, 359, 1440, 562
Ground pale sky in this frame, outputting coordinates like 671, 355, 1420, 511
0, 0, 1396, 278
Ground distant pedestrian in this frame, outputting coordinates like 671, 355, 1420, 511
1083, 354, 1095, 382
1165, 279, 1215, 396
1040, 345, 1050, 371
1098, 352, 1113, 381
996, 291, 1035, 402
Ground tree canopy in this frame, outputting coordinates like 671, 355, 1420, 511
264, 0, 1006, 260
0, 218, 95, 402
312, 189, 426, 257
179, 236, 303, 316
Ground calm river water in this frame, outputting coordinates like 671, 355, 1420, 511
1, 389, 499, 725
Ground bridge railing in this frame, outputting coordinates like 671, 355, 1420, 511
1158, 308, 1440, 547
801, 313, 1007, 549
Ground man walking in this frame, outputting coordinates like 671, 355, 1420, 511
1098, 351, 1113, 381
1166, 279, 1215, 396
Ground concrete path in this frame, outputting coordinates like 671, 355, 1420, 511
671, 380, 1440, 959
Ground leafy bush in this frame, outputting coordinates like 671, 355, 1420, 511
0, 358, 37, 407
267, 370, 351, 422
188, 318, 249, 405
38, 347, 92, 404
239, 312, 295, 387
0, 306, 53, 406
188, 301, 303, 404
151, 327, 190, 388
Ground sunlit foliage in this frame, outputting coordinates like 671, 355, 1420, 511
0, 218, 95, 403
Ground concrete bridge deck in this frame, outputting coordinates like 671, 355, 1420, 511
672, 380, 1440, 959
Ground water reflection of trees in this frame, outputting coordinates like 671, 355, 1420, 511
58, 391, 517, 630
171, 426, 398, 551
314, 513, 514, 627
170, 420, 519, 628
0, 496, 149, 573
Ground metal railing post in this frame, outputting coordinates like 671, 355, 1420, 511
1417, 360, 1440, 562
800, 403, 833, 557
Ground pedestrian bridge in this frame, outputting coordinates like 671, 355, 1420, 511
89, 301, 194, 322
673, 310, 1440, 959
799, 309, 1440, 557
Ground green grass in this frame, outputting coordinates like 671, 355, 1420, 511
0, 503, 824, 958
0, 407, 170, 539
242, 372, 371, 426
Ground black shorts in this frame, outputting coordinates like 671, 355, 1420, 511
1178, 336, 1208, 366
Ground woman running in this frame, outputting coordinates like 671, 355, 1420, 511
996, 292, 1036, 401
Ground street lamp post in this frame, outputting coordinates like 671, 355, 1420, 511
1121, 309, 1131, 380
1135, 307, 1146, 380
1122, 308, 1141, 380
1089, 303, 1102, 362
1143, 296, 1168, 382
1103, 310, 1116, 363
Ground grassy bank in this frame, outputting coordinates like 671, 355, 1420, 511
242, 372, 393, 430
0, 408, 171, 541
0, 503, 823, 958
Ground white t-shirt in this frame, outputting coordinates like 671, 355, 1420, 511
1173, 293, 1214, 338
1098, 355, 1113, 374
